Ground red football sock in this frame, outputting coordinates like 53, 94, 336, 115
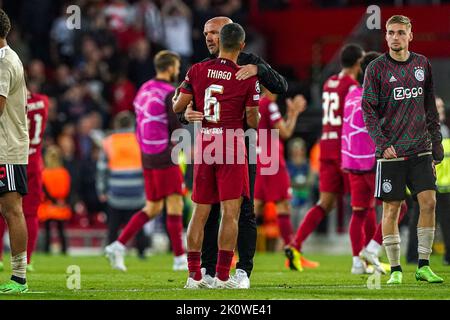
0, 218, 5, 260
290, 205, 326, 251
166, 215, 185, 257
373, 202, 408, 245
25, 216, 39, 265
277, 214, 294, 245
188, 251, 202, 280
364, 207, 377, 246
216, 250, 234, 281
349, 209, 368, 256
118, 211, 149, 245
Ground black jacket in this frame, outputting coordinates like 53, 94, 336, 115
177, 52, 288, 124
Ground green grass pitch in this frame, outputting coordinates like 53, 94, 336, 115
0, 253, 449, 300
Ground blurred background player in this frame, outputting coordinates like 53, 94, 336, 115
179, 16, 287, 288
0, 90, 49, 272
0, 8, 29, 294
254, 87, 307, 265
38, 145, 72, 255
97, 111, 147, 260
174, 22, 260, 289
285, 43, 364, 271
362, 15, 443, 285
105, 50, 187, 272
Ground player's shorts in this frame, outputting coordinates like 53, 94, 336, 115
192, 163, 249, 204
349, 172, 376, 208
23, 169, 43, 216
254, 165, 291, 202
319, 159, 346, 194
0, 164, 28, 196
374, 153, 436, 201
143, 165, 184, 201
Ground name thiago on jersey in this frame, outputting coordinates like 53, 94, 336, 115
207, 68, 232, 80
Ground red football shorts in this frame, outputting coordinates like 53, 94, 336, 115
143, 165, 184, 201
319, 159, 346, 194
192, 162, 249, 204
254, 165, 291, 202
22, 169, 42, 217
349, 172, 376, 208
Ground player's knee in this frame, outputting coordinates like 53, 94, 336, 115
352, 207, 368, 217
419, 199, 436, 214
142, 201, 163, 218
166, 195, 183, 213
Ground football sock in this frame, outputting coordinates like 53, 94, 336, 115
364, 207, 377, 246
11, 252, 27, 283
187, 251, 202, 281
291, 205, 326, 251
25, 216, 39, 265
118, 211, 149, 245
216, 250, 234, 281
349, 209, 368, 256
383, 234, 401, 268
166, 215, 185, 257
417, 227, 435, 261
277, 214, 293, 245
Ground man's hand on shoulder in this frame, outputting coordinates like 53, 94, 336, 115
236, 64, 258, 80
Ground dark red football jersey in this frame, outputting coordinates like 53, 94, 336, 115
320, 73, 358, 160
180, 58, 260, 130
27, 92, 49, 172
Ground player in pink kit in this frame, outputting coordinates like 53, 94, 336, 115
173, 23, 260, 289
105, 51, 187, 272
254, 88, 306, 253
0, 91, 48, 271
285, 44, 364, 271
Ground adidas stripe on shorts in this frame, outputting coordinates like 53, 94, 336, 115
0, 164, 28, 196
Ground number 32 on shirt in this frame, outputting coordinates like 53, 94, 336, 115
322, 92, 341, 126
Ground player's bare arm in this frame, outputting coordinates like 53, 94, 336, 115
274, 95, 307, 140
173, 92, 194, 114
245, 106, 260, 129
0, 95, 5, 116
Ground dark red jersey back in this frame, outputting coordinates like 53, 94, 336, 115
320, 73, 358, 160
180, 58, 260, 130
27, 93, 49, 172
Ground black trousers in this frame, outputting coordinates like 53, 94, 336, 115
107, 206, 148, 257
44, 220, 67, 254
201, 163, 257, 277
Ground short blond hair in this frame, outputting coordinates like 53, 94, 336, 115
386, 15, 412, 30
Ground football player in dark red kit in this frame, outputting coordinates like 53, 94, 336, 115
285, 44, 364, 271
173, 23, 260, 289
0, 91, 48, 272
254, 88, 306, 256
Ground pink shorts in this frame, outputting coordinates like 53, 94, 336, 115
144, 166, 184, 201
